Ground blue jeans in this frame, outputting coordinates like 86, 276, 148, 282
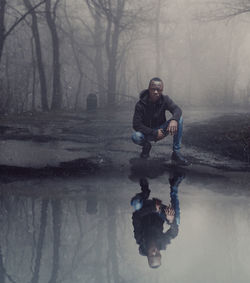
131, 116, 183, 152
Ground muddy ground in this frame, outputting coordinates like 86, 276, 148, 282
0, 108, 249, 179
185, 112, 250, 163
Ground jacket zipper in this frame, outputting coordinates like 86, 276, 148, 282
150, 105, 154, 128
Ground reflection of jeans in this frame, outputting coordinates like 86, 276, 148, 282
157, 190, 180, 225
131, 187, 150, 211
158, 173, 182, 225
131, 116, 183, 151
131, 196, 144, 211
170, 186, 180, 225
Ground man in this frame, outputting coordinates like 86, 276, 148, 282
132, 77, 189, 165
131, 171, 184, 268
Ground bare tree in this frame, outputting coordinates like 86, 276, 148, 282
86, 1, 106, 105
200, 0, 250, 21
0, 0, 6, 64
45, 0, 62, 111
155, 0, 162, 76
23, 0, 49, 111
194, 0, 249, 105
62, 4, 85, 110
0, 0, 46, 64
86, 0, 146, 107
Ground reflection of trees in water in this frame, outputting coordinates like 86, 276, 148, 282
0, 190, 125, 283
48, 200, 61, 283
107, 202, 124, 283
30, 199, 48, 283
0, 195, 62, 283
0, 246, 5, 283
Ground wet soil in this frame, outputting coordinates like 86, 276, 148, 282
185, 113, 250, 163
0, 109, 249, 180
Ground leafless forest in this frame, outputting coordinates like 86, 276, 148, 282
1, 0, 250, 113
1, 2, 250, 282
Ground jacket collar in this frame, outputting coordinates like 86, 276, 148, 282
139, 89, 164, 106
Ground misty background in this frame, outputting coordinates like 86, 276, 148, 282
1, 0, 250, 113
1, 1, 250, 282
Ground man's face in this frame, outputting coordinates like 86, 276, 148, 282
148, 80, 163, 103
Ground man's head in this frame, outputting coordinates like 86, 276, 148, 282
148, 77, 163, 103
147, 244, 161, 268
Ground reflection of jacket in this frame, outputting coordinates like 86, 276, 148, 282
132, 199, 179, 256
132, 89, 182, 138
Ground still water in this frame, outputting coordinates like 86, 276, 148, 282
0, 163, 250, 283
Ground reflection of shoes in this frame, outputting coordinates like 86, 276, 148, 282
171, 151, 190, 166
140, 178, 149, 189
140, 142, 152, 159
139, 178, 150, 196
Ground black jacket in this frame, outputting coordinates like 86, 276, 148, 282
132, 89, 182, 138
132, 199, 179, 256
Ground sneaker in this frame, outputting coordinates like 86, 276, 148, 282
140, 178, 149, 190
171, 151, 190, 166
139, 178, 151, 198
140, 142, 152, 159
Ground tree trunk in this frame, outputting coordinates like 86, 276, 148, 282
105, 0, 125, 107
0, 0, 6, 64
106, 20, 120, 106
107, 57, 117, 106
45, 0, 62, 111
31, 37, 37, 111
62, 4, 84, 110
155, 0, 162, 76
4, 50, 12, 113
23, 0, 49, 111
94, 15, 105, 106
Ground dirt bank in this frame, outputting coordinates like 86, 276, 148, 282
184, 113, 250, 163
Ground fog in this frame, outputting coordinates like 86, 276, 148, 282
1, 0, 250, 113
1, 2, 250, 281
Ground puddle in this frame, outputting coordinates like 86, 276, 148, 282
0, 140, 94, 167
0, 167, 249, 282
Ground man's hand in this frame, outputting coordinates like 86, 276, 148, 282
167, 120, 178, 135
164, 205, 175, 223
156, 129, 165, 140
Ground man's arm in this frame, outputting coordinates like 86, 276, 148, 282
133, 103, 158, 138
162, 222, 179, 246
164, 95, 182, 121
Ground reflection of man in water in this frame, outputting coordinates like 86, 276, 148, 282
131, 171, 184, 268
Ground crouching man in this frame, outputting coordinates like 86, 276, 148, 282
131, 77, 189, 166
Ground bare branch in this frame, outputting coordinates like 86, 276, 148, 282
193, 0, 250, 22
6, 3, 31, 27
53, 0, 61, 20
75, 17, 95, 39
4, 0, 46, 40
